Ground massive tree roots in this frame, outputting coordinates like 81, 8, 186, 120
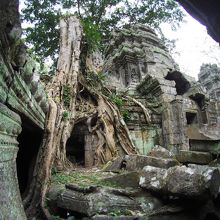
24, 16, 137, 219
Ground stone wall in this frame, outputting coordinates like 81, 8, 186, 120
0, 0, 48, 218
198, 63, 220, 100
104, 24, 220, 154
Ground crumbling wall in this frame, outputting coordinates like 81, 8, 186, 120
104, 24, 220, 154
0, 0, 48, 218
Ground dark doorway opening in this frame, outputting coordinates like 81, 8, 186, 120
16, 116, 43, 197
189, 93, 205, 109
186, 112, 197, 124
189, 93, 208, 124
165, 71, 190, 95
66, 122, 87, 166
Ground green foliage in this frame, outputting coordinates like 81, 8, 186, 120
62, 111, 69, 120
22, 0, 61, 61
110, 94, 124, 109
109, 94, 131, 121
121, 109, 131, 122
81, 18, 101, 52
86, 71, 106, 88
63, 84, 71, 108
21, 0, 184, 61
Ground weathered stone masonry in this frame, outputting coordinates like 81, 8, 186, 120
0, 0, 48, 218
104, 24, 220, 155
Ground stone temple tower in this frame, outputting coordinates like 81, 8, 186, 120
103, 24, 220, 155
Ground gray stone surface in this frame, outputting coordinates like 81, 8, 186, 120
0, 1, 48, 218
103, 157, 124, 172
139, 166, 166, 193
140, 165, 220, 200
176, 150, 213, 164
198, 64, 220, 101
0, 103, 26, 219
48, 185, 162, 217
103, 171, 140, 188
147, 145, 175, 159
86, 216, 143, 220
124, 154, 179, 170
104, 24, 220, 154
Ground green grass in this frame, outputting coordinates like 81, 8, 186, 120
51, 171, 121, 188
109, 208, 132, 216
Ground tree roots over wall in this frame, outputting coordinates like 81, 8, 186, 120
23, 16, 137, 219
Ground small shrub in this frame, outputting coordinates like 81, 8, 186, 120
121, 109, 131, 122
86, 71, 106, 88
63, 84, 71, 108
110, 94, 124, 109
62, 111, 69, 120
97, 71, 106, 82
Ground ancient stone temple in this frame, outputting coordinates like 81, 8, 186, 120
0, 1, 48, 218
104, 24, 220, 155
1, 1, 220, 219
198, 63, 220, 100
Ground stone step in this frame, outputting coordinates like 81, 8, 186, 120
176, 150, 213, 165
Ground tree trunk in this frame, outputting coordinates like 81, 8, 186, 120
24, 16, 137, 219
24, 16, 82, 219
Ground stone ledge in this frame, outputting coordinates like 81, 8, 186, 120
124, 154, 179, 170
176, 150, 213, 165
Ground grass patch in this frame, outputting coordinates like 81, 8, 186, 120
51, 171, 121, 188
109, 208, 132, 216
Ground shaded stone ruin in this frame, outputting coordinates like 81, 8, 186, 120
45, 24, 220, 220
0, 1, 48, 218
1, 0, 220, 219
198, 63, 220, 100
104, 24, 220, 158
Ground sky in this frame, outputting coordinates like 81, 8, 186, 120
160, 8, 220, 80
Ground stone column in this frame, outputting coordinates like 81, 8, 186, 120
0, 103, 26, 219
162, 98, 188, 151
84, 134, 94, 168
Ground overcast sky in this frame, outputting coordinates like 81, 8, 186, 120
161, 8, 220, 80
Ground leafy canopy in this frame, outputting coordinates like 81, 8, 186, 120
21, 0, 184, 61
